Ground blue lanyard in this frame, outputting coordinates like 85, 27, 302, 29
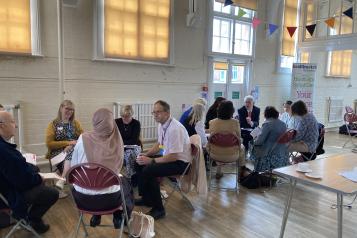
160, 119, 172, 145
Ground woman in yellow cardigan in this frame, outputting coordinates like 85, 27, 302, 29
46, 100, 83, 197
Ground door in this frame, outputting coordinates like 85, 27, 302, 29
208, 59, 250, 116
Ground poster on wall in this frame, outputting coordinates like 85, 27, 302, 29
291, 63, 317, 112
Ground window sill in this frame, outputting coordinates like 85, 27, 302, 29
0, 52, 44, 58
324, 75, 351, 79
92, 57, 175, 67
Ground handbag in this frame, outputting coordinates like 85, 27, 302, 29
240, 172, 272, 189
128, 211, 155, 238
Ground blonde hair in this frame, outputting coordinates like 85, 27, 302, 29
120, 105, 134, 117
193, 98, 207, 107
189, 103, 205, 126
57, 100, 75, 122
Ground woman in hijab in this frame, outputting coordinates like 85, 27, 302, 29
70, 108, 128, 229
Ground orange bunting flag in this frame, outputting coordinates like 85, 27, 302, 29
286, 27, 297, 37
324, 18, 335, 28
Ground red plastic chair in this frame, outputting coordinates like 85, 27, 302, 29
0, 193, 42, 238
207, 132, 241, 192
66, 163, 130, 238
343, 113, 357, 148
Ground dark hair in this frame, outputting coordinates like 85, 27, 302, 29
291, 100, 308, 116
264, 106, 279, 119
208, 96, 226, 112
154, 100, 170, 112
284, 100, 293, 106
217, 100, 235, 120
0, 104, 3, 108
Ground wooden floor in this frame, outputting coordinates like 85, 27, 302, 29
1, 132, 357, 238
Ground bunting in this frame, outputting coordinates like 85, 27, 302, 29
252, 17, 261, 29
237, 8, 246, 19
287, 27, 297, 37
268, 24, 279, 35
324, 18, 335, 28
224, 0, 233, 7
306, 24, 316, 36
343, 7, 353, 19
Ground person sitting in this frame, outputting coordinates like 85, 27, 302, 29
208, 100, 247, 180
179, 98, 207, 124
182, 103, 208, 147
45, 100, 83, 197
249, 106, 289, 172
279, 100, 300, 129
70, 108, 131, 229
237, 95, 260, 152
288, 100, 319, 155
205, 96, 226, 129
135, 100, 191, 220
115, 105, 141, 185
0, 111, 59, 234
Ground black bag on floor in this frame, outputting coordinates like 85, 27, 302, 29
240, 172, 272, 189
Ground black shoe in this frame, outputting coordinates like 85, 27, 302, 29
147, 208, 165, 220
30, 221, 50, 234
113, 215, 122, 229
90, 215, 101, 227
134, 198, 151, 207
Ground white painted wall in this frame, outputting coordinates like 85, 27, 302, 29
0, 0, 356, 156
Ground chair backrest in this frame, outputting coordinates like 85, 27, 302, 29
209, 132, 240, 147
67, 163, 120, 190
345, 106, 354, 113
277, 129, 295, 144
344, 112, 357, 124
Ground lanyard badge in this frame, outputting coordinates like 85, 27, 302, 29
159, 144, 165, 156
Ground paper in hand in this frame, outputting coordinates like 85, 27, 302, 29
51, 152, 67, 166
23, 153, 37, 165
39, 172, 66, 181
250, 127, 262, 139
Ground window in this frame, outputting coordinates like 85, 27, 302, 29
299, 52, 310, 63
329, 0, 353, 36
281, 0, 298, 57
231, 64, 244, 84
213, 62, 228, 84
0, 0, 39, 55
304, 2, 315, 40
327, 50, 352, 77
100, 0, 171, 64
211, 1, 255, 56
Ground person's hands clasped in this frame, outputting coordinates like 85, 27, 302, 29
246, 117, 253, 127
64, 145, 73, 153
136, 155, 154, 165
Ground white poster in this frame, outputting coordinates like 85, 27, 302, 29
291, 63, 317, 112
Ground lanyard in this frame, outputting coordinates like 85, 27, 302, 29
160, 118, 172, 145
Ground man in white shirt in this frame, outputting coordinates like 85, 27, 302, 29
279, 100, 300, 129
135, 100, 191, 220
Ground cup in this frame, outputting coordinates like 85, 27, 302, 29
298, 163, 310, 171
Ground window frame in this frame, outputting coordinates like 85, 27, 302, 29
325, 50, 352, 78
93, 0, 175, 66
0, 0, 41, 56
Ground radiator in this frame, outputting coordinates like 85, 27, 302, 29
113, 102, 157, 142
327, 97, 343, 123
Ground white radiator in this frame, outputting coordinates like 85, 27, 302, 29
327, 97, 343, 123
113, 102, 157, 142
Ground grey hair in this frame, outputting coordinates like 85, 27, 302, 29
244, 95, 254, 103
120, 105, 134, 117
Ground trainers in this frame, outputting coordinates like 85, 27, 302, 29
30, 221, 50, 234
90, 215, 101, 227
55, 179, 65, 190
113, 214, 122, 229
58, 190, 68, 199
147, 208, 165, 220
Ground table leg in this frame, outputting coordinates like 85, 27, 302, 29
337, 193, 343, 238
279, 179, 297, 238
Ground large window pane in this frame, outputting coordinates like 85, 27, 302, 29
234, 22, 252, 55
212, 17, 232, 53
231, 65, 244, 84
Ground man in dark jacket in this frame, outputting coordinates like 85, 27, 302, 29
0, 111, 59, 234
237, 95, 260, 152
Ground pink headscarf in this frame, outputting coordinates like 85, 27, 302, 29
82, 108, 124, 172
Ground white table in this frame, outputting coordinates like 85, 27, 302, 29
273, 154, 357, 238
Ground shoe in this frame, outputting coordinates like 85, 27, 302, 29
147, 208, 165, 220
215, 172, 223, 179
134, 198, 151, 207
30, 221, 50, 234
90, 215, 101, 227
55, 179, 65, 190
58, 190, 68, 199
113, 215, 123, 229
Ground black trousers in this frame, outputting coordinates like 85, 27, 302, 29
24, 185, 59, 223
135, 160, 188, 210
241, 130, 253, 151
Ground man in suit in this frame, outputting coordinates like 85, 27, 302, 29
237, 95, 260, 152
0, 111, 59, 234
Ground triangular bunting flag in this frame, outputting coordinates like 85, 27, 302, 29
237, 8, 246, 19
343, 7, 353, 19
324, 17, 335, 28
306, 24, 316, 36
287, 27, 297, 37
252, 17, 261, 29
224, 0, 234, 7
268, 24, 279, 35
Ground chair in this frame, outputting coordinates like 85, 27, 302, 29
207, 132, 240, 192
342, 112, 357, 148
345, 106, 354, 113
301, 127, 325, 161
66, 163, 130, 238
163, 141, 200, 210
0, 193, 42, 238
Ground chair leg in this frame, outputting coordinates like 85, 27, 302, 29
80, 215, 88, 237
5, 220, 22, 238
208, 158, 213, 191
22, 220, 42, 238
235, 160, 239, 193
74, 213, 83, 238
118, 214, 125, 238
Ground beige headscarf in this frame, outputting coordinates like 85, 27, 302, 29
82, 108, 124, 172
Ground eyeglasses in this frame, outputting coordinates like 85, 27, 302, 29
64, 107, 74, 112
151, 110, 164, 115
